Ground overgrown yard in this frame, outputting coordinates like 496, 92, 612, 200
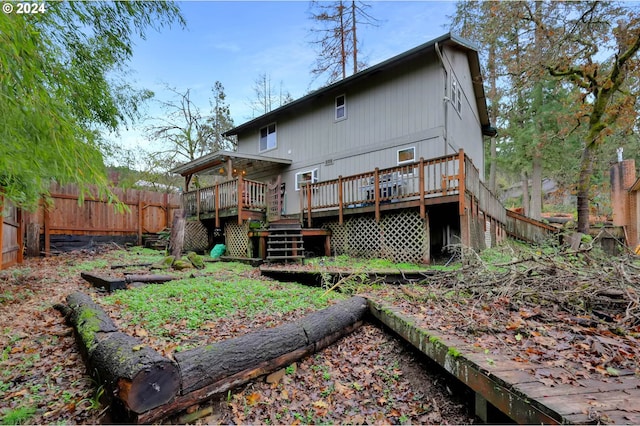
0, 247, 473, 425
1, 241, 639, 424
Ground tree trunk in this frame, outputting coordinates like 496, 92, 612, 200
577, 145, 594, 234
530, 155, 543, 221
26, 223, 40, 257
521, 171, 530, 216
169, 209, 185, 258
63, 292, 180, 415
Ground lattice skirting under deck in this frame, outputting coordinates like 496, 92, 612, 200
224, 221, 249, 257
184, 220, 209, 253
324, 210, 429, 264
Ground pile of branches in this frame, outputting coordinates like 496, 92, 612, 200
431, 244, 640, 330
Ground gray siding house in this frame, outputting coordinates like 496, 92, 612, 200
173, 33, 505, 264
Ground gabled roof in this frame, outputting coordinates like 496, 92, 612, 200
224, 32, 494, 137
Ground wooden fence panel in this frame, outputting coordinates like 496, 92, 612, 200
1, 197, 23, 270
22, 184, 180, 256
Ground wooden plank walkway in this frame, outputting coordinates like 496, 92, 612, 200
368, 301, 640, 424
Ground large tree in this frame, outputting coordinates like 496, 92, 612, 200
308, 1, 378, 84
0, 2, 184, 210
525, 1, 640, 233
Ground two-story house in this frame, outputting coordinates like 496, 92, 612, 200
172, 33, 506, 264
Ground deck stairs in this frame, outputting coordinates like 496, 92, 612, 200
266, 220, 305, 263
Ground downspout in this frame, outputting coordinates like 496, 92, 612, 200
435, 42, 448, 156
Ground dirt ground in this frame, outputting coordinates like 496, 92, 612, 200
0, 249, 477, 425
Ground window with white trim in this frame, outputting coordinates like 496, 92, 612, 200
295, 169, 318, 191
451, 77, 462, 115
259, 123, 277, 152
335, 94, 346, 120
397, 147, 415, 164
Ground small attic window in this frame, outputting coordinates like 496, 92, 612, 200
335, 94, 346, 121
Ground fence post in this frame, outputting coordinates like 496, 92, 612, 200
138, 198, 143, 246
43, 197, 50, 257
17, 207, 23, 264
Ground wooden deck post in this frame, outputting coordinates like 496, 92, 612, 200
196, 188, 200, 220
237, 175, 243, 225
458, 149, 466, 216
338, 176, 344, 225
374, 168, 380, 222
458, 149, 470, 248
418, 158, 426, 219
215, 184, 220, 228
306, 183, 312, 228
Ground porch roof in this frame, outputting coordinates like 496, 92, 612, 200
170, 150, 292, 177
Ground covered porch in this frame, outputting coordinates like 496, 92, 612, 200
172, 150, 292, 226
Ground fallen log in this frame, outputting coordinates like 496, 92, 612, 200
174, 296, 368, 395
138, 297, 367, 423
64, 292, 180, 416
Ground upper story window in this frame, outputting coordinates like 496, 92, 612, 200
259, 123, 277, 152
451, 77, 462, 115
335, 94, 346, 121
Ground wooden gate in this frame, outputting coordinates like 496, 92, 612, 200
266, 176, 284, 223
1, 196, 23, 270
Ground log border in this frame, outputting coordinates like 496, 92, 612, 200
61, 292, 368, 423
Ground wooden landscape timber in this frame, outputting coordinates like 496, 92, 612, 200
61, 292, 180, 416
61, 293, 368, 423
80, 272, 177, 292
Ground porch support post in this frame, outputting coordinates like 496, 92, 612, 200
418, 158, 425, 219
237, 175, 243, 225
374, 168, 380, 222
338, 176, 344, 225
227, 157, 233, 180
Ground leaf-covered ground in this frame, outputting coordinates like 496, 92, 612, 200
0, 248, 476, 425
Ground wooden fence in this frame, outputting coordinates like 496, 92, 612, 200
21, 183, 181, 256
1, 196, 23, 270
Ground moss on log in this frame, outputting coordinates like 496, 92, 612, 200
64, 292, 180, 415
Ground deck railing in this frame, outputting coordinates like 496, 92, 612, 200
301, 152, 462, 225
183, 176, 267, 225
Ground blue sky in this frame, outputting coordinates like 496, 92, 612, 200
116, 1, 458, 154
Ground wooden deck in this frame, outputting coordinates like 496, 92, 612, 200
369, 300, 640, 424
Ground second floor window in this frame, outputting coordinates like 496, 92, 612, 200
335, 94, 346, 120
259, 123, 277, 152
